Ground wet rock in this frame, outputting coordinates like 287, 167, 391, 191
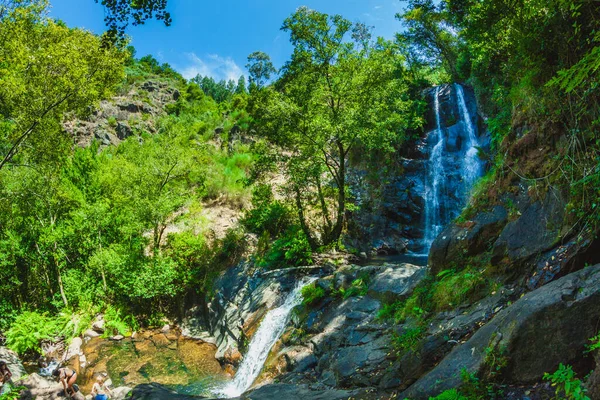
401, 264, 600, 399
111, 335, 125, 341
129, 383, 200, 399
223, 347, 243, 366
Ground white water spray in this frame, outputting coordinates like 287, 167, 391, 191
455, 84, 482, 186
39, 360, 60, 377
424, 86, 445, 250
215, 278, 316, 398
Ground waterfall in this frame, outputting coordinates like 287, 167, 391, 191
423, 86, 445, 250
422, 84, 484, 252
215, 278, 316, 398
455, 84, 482, 186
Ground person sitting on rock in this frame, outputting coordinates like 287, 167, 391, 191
0, 361, 13, 395
53, 367, 77, 397
91, 374, 112, 400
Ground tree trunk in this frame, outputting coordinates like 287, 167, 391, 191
53, 242, 69, 308
295, 186, 318, 250
316, 174, 333, 236
55, 259, 69, 308
328, 141, 346, 246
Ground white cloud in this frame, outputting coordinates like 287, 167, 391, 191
180, 52, 243, 82
374, 5, 382, 9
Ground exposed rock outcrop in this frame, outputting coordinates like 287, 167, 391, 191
64, 79, 180, 148
401, 264, 600, 399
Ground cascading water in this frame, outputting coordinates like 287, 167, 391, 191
39, 359, 60, 377
215, 278, 316, 398
422, 84, 484, 252
423, 86, 445, 250
455, 84, 482, 186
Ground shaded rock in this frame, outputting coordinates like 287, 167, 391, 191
115, 122, 133, 140
429, 205, 508, 275
401, 264, 600, 399
129, 383, 201, 399
492, 186, 568, 270
237, 383, 362, 400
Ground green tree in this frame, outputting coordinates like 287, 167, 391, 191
396, 0, 460, 80
94, 0, 172, 39
246, 51, 277, 88
250, 7, 422, 247
0, 0, 125, 170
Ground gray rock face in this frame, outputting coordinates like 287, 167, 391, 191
492, 186, 568, 267
129, 383, 201, 399
65, 79, 179, 148
401, 264, 600, 399
429, 205, 508, 275
260, 263, 430, 392
368, 264, 426, 302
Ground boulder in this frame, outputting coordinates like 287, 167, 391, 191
401, 264, 600, 399
0, 346, 26, 381
111, 386, 133, 400
492, 186, 568, 270
429, 205, 508, 275
92, 317, 105, 333
84, 329, 101, 339
63, 337, 83, 362
368, 264, 426, 302
115, 122, 133, 140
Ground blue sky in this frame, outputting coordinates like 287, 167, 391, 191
49, 0, 406, 82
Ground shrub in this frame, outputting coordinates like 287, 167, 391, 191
6, 311, 62, 355
259, 226, 313, 269
337, 276, 369, 299
429, 388, 468, 400
301, 283, 325, 306
103, 306, 138, 337
0, 385, 26, 400
543, 363, 590, 400
242, 184, 292, 237
392, 326, 425, 352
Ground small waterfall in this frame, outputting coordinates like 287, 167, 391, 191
215, 278, 316, 398
455, 84, 482, 186
424, 86, 445, 249
39, 359, 60, 377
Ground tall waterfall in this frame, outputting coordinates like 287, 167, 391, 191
455, 84, 482, 186
422, 84, 484, 252
424, 86, 444, 249
215, 278, 316, 398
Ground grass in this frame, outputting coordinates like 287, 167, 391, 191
378, 265, 499, 323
